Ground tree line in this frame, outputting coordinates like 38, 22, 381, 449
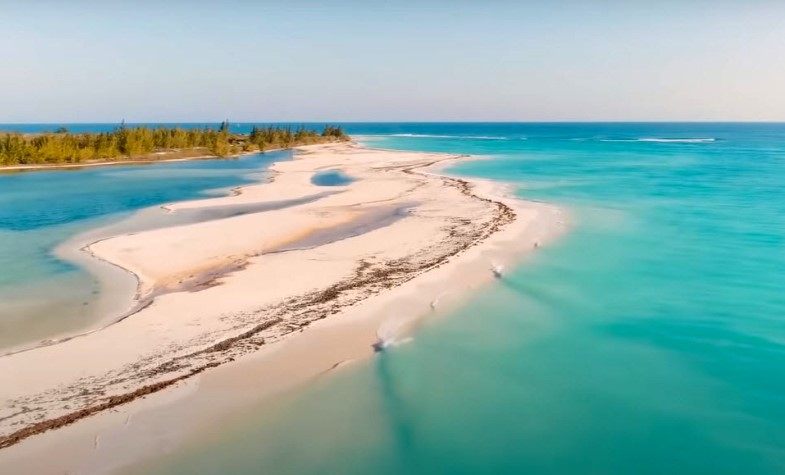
0, 123, 348, 166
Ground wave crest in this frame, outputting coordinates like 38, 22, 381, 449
638, 137, 715, 143
600, 137, 716, 143
388, 133, 515, 140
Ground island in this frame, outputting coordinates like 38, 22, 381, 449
0, 122, 348, 168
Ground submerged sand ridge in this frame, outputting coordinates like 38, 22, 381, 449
0, 142, 565, 453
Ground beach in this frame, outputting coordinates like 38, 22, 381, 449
0, 141, 564, 472
4, 0, 783, 470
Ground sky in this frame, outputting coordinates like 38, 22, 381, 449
1, 1, 784, 122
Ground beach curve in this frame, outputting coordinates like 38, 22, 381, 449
0, 142, 566, 464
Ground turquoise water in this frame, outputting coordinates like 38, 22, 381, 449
3, 123, 785, 473
311, 169, 354, 186
132, 123, 785, 474
0, 150, 290, 348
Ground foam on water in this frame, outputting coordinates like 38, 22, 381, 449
599, 137, 716, 143
637, 137, 716, 143
388, 133, 515, 140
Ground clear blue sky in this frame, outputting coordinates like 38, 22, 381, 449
1, 1, 784, 122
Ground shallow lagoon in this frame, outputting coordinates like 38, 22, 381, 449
140, 123, 785, 474
311, 169, 354, 186
0, 151, 291, 350
3, 123, 785, 474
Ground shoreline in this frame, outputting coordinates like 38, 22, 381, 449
0, 148, 297, 356
0, 143, 323, 173
0, 150, 234, 172
0, 142, 567, 471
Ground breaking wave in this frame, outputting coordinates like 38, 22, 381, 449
387, 133, 517, 140
599, 137, 716, 143
637, 137, 716, 143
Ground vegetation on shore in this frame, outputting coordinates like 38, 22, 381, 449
0, 122, 348, 166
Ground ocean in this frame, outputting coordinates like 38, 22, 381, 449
2, 123, 785, 473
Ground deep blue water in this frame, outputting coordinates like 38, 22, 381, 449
3, 123, 785, 473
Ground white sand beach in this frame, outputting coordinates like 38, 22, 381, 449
0, 142, 565, 473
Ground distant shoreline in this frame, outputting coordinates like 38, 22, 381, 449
0, 124, 348, 170
0, 151, 232, 172
0, 143, 338, 172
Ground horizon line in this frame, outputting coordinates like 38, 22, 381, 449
2, 120, 785, 125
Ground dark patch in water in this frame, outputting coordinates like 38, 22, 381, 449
311, 169, 354, 186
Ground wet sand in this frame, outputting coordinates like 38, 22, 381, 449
0, 142, 566, 472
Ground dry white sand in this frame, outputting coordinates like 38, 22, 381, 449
0, 142, 566, 473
